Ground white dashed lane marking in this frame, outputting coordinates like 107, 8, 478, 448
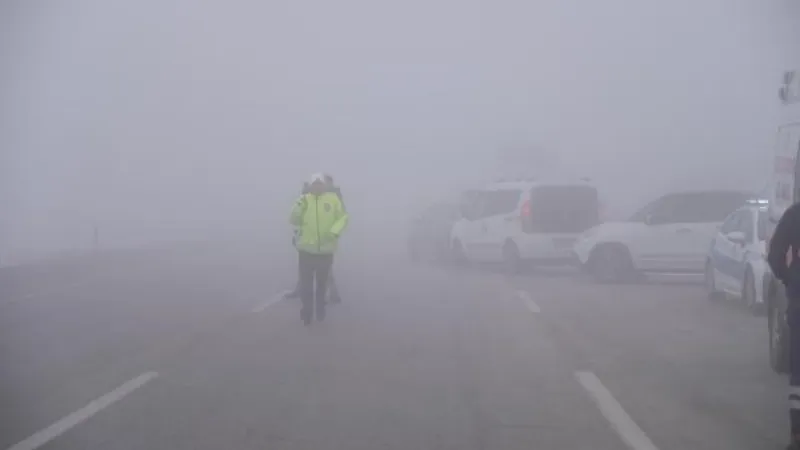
575, 371, 660, 450
516, 289, 540, 313
251, 290, 291, 313
6, 372, 159, 450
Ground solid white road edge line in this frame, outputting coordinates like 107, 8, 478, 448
252, 290, 291, 313
6, 372, 159, 450
516, 290, 540, 313
575, 371, 659, 450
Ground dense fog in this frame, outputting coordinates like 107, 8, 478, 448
2, 0, 799, 263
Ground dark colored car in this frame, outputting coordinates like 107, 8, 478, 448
407, 202, 460, 263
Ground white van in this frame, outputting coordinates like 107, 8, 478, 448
450, 178, 601, 272
765, 69, 800, 373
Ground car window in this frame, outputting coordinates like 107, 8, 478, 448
629, 196, 669, 222
741, 210, 755, 242
482, 190, 521, 217
719, 212, 741, 234
666, 192, 751, 223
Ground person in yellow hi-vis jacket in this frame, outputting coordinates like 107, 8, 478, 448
290, 173, 349, 326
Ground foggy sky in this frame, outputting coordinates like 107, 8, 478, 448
2, 0, 798, 262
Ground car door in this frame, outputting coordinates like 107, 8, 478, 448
734, 209, 758, 292
712, 210, 748, 294
672, 192, 754, 272
481, 189, 523, 261
630, 194, 693, 271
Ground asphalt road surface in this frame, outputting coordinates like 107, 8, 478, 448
0, 242, 789, 450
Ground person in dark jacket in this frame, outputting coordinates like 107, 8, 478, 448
767, 201, 800, 450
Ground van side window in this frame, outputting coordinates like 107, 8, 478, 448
629, 195, 675, 222
483, 190, 521, 217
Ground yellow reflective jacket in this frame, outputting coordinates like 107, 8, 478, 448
289, 191, 348, 254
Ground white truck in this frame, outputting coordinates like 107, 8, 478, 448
766, 70, 800, 373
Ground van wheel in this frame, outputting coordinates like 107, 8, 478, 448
769, 299, 789, 373
502, 240, 521, 275
590, 244, 634, 283
705, 261, 723, 301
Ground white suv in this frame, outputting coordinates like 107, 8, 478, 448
450, 179, 601, 272
573, 190, 754, 282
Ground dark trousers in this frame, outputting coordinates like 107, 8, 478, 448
298, 251, 334, 322
791, 308, 800, 440
293, 258, 339, 300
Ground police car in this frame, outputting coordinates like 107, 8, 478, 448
573, 190, 754, 282
704, 200, 769, 313
450, 178, 601, 272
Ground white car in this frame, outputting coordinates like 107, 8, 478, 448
573, 190, 755, 282
704, 202, 769, 314
450, 178, 601, 272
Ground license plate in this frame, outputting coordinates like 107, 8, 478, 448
553, 237, 576, 249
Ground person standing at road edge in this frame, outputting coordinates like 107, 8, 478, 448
767, 201, 800, 450
290, 173, 348, 325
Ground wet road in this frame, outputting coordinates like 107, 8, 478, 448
0, 243, 788, 450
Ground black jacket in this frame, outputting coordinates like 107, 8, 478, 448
768, 202, 800, 299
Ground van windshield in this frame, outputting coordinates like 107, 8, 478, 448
526, 185, 599, 233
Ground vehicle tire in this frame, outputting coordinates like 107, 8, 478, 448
742, 269, 764, 315
769, 299, 790, 374
502, 240, 521, 275
705, 261, 724, 301
590, 244, 634, 284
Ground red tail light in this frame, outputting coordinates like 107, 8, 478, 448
520, 199, 533, 233
520, 200, 532, 219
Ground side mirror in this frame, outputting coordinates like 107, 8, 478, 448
645, 213, 669, 226
726, 231, 747, 245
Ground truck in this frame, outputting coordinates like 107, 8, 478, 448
766, 70, 800, 373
